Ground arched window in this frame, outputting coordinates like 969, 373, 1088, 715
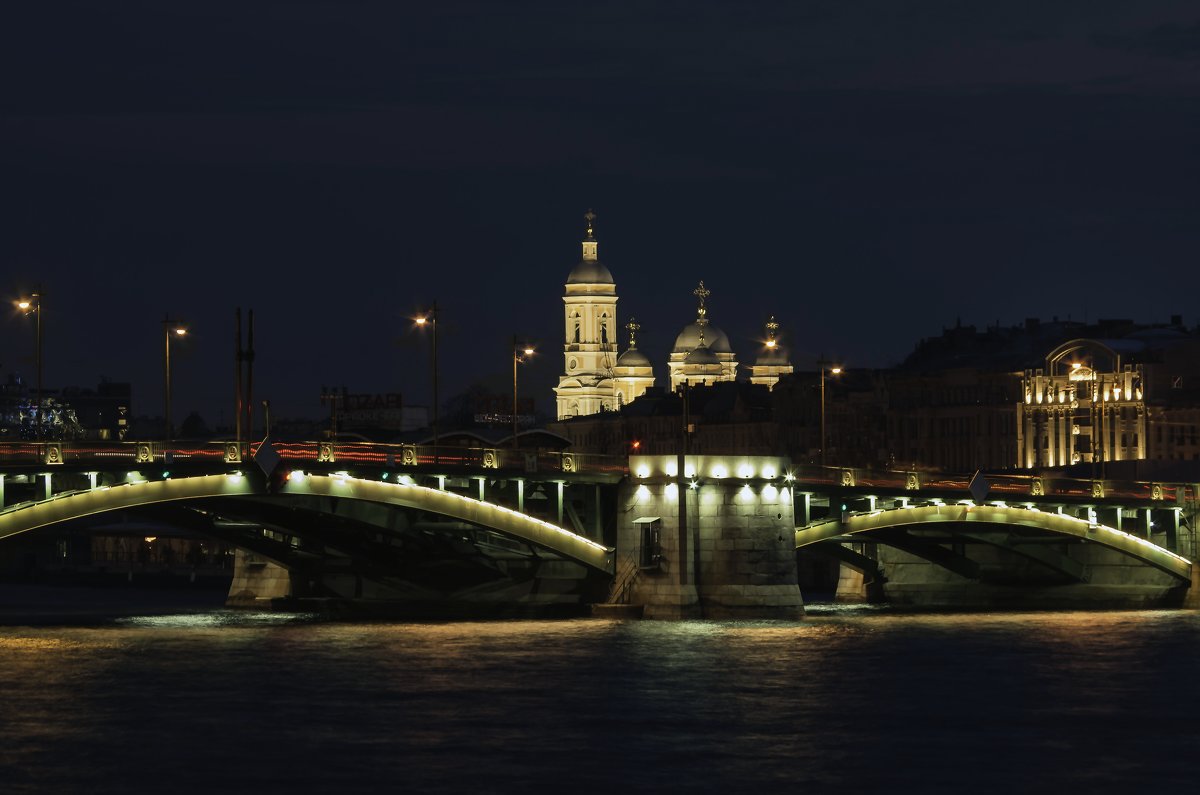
569, 310, 581, 343
600, 313, 609, 344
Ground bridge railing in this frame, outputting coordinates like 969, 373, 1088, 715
0, 440, 628, 479
789, 463, 1196, 506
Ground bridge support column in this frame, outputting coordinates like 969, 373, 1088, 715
39, 473, 51, 501
556, 482, 564, 526
227, 549, 293, 608
86, 472, 98, 490
517, 479, 525, 512
621, 455, 803, 619
0, 474, 4, 508
476, 477, 485, 502
799, 492, 811, 526
1185, 565, 1200, 610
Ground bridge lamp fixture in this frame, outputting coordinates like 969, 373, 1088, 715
784, 472, 795, 483
288, 470, 305, 483
16, 291, 44, 437
162, 318, 189, 441
737, 464, 754, 479
817, 358, 844, 467
414, 303, 439, 451
688, 479, 699, 490
511, 337, 536, 449
636, 464, 650, 479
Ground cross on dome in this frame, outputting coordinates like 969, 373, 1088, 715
765, 315, 779, 348
584, 209, 596, 241
694, 281, 711, 327
626, 317, 641, 348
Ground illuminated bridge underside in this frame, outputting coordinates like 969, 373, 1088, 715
0, 474, 613, 574
795, 505, 1193, 582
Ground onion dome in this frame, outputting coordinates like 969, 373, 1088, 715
567, 259, 614, 284
566, 209, 614, 284
684, 343, 720, 366
673, 280, 731, 352
755, 316, 790, 365
617, 347, 652, 367
617, 317, 652, 366
674, 322, 732, 353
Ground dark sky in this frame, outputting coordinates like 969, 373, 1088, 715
2, 1, 1199, 423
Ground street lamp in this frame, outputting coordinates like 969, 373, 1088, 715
16, 291, 42, 438
415, 302, 439, 452
163, 317, 188, 440
817, 356, 843, 467
512, 336, 534, 449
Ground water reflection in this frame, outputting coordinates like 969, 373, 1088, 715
1, 611, 1199, 793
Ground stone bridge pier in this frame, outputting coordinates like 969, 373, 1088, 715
618, 454, 803, 619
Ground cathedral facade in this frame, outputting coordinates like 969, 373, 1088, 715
554, 211, 793, 421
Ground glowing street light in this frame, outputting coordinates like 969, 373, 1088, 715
414, 302, 439, 452
817, 355, 844, 467
512, 336, 535, 449
16, 290, 42, 437
163, 317, 188, 440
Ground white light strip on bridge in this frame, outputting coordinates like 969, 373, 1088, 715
308, 473, 610, 553
836, 503, 1193, 567
1063, 513, 1193, 566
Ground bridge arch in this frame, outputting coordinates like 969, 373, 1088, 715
795, 504, 1192, 581
0, 473, 614, 574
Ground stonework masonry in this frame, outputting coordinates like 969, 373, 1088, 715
620, 454, 804, 619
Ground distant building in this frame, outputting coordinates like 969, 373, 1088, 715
554, 314, 1200, 472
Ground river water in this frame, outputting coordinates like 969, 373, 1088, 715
2, 593, 1198, 794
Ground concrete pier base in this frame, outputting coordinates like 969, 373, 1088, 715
226, 550, 292, 608
621, 455, 805, 620
1184, 565, 1200, 609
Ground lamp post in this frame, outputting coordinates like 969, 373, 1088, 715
163, 317, 188, 440
817, 356, 843, 467
17, 291, 42, 438
512, 336, 534, 449
415, 302, 439, 451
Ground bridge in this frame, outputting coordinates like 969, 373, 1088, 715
622, 454, 1199, 617
1, 443, 1197, 615
0, 440, 624, 614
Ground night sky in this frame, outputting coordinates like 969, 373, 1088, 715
2, 1, 1198, 424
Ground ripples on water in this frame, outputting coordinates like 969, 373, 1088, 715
3, 606, 1200, 794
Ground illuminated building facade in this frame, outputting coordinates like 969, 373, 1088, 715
1018, 339, 1145, 468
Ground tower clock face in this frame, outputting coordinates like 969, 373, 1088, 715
568, 358, 578, 371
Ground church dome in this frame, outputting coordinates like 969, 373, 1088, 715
567, 258, 614, 285
616, 347, 652, 367
683, 344, 721, 366
674, 322, 732, 354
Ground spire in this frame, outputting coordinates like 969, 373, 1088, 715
693, 280, 711, 327
582, 209, 598, 261
765, 315, 780, 349
626, 317, 641, 349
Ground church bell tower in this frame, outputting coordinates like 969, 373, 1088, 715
553, 210, 619, 419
